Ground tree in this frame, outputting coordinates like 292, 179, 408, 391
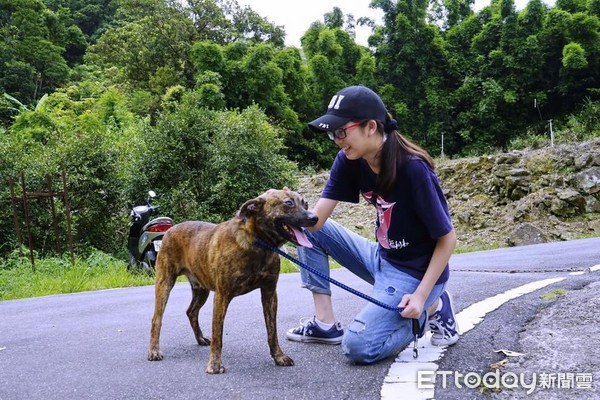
428, 0, 474, 30
373, 0, 453, 149
355, 52, 377, 90
85, 0, 197, 91
324, 7, 345, 29
16, 37, 70, 100
589, 0, 600, 16
44, 0, 118, 41
0, 0, 72, 105
242, 44, 295, 125
301, 11, 365, 112
190, 40, 226, 74
562, 41, 588, 68
186, 0, 285, 46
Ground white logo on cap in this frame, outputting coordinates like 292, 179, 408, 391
319, 123, 329, 128
328, 95, 345, 110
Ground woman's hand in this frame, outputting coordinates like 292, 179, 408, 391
399, 292, 427, 319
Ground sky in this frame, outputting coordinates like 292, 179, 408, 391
236, 0, 556, 47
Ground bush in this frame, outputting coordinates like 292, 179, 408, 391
135, 104, 298, 223
204, 106, 298, 218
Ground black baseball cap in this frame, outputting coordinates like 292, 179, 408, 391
308, 85, 388, 132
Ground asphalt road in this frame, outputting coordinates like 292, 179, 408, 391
1, 237, 599, 400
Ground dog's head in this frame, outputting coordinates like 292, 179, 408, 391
237, 188, 318, 248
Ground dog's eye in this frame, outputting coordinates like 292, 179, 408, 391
302, 200, 308, 210
284, 199, 294, 207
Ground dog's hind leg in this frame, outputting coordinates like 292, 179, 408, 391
186, 282, 211, 346
206, 292, 232, 374
147, 261, 177, 361
261, 286, 294, 367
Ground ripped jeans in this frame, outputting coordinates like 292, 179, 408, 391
298, 219, 445, 364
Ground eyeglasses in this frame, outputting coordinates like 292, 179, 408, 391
327, 121, 363, 141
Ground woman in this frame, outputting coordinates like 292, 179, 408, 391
286, 85, 459, 364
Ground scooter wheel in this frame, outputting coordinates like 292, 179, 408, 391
142, 250, 156, 274
127, 256, 137, 272
141, 261, 152, 274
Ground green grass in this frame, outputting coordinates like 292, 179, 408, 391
279, 246, 343, 273
0, 249, 154, 301
0, 247, 345, 301
454, 242, 501, 254
540, 288, 567, 301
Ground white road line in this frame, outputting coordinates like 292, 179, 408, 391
570, 264, 600, 275
381, 277, 566, 400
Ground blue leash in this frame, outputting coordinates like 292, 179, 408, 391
255, 236, 402, 312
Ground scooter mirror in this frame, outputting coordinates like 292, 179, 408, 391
148, 191, 156, 198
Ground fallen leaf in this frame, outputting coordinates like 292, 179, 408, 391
494, 349, 525, 357
490, 359, 509, 369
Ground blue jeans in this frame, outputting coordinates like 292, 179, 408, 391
298, 219, 445, 364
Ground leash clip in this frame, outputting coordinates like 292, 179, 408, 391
413, 337, 419, 359
411, 312, 428, 359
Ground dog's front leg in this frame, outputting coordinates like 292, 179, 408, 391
206, 292, 230, 374
261, 286, 294, 367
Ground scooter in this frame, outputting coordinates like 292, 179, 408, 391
127, 191, 173, 273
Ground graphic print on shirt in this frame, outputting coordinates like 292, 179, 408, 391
362, 191, 409, 250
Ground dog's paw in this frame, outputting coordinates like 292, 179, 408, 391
206, 362, 226, 374
147, 349, 163, 361
274, 355, 294, 367
196, 336, 211, 346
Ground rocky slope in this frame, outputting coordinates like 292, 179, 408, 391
297, 139, 600, 250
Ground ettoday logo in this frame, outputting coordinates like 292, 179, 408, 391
417, 370, 594, 394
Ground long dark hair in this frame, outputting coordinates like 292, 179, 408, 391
373, 113, 434, 197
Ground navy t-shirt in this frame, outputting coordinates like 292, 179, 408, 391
322, 150, 453, 284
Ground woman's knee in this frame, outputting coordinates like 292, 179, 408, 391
342, 328, 376, 364
341, 320, 386, 364
341, 318, 413, 364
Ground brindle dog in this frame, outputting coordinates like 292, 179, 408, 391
147, 188, 318, 374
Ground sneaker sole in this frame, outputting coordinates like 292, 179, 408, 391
285, 332, 342, 345
431, 333, 459, 346
429, 291, 460, 346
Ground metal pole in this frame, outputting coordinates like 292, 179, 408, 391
549, 119, 554, 147
441, 132, 444, 157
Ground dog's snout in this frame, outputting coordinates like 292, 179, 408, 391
307, 213, 319, 226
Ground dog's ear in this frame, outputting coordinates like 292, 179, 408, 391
238, 197, 265, 220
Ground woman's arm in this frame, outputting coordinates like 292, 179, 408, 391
307, 197, 338, 232
399, 228, 457, 319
